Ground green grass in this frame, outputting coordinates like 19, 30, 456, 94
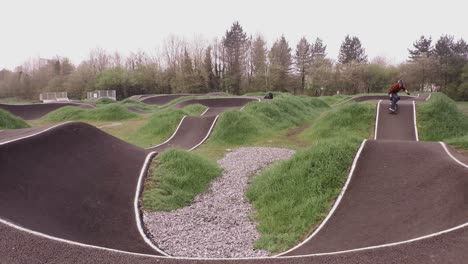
120, 99, 158, 111
0, 109, 30, 129
246, 102, 375, 253
143, 149, 222, 211
43, 104, 138, 122
418, 93, 468, 151
457, 102, 468, 116
125, 104, 207, 147
418, 93, 468, 141
0, 97, 36, 104
318, 95, 352, 106
208, 94, 329, 146
300, 103, 375, 141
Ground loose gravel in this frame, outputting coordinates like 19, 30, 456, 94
143, 147, 295, 258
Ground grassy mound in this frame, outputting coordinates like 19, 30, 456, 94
301, 103, 375, 140
126, 104, 207, 147
247, 102, 374, 253
209, 94, 329, 146
318, 95, 352, 106
143, 149, 222, 211
0, 109, 30, 129
121, 99, 156, 111
418, 93, 468, 141
44, 104, 138, 122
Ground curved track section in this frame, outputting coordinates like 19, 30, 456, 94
0, 102, 95, 120
0, 122, 160, 255
172, 97, 259, 109
140, 94, 191, 105
147, 115, 218, 152
282, 139, 468, 256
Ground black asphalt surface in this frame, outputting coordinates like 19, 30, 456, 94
140, 94, 192, 105
148, 115, 217, 152
0, 102, 95, 120
0, 122, 159, 255
376, 101, 417, 141
1, 93, 467, 263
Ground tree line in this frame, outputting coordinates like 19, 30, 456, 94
1, 22, 467, 101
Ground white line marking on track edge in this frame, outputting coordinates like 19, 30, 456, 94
413, 101, 419, 141
374, 100, 381, 140
188, 115, 219, 151
134, 152, 170, 256
439, 142, 468, 169
200, 107, 210, 116
0, 121, 73, 146
275, 139, 368, 256
145, 116, 187, 149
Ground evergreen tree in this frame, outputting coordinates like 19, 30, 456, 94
408, 36, 433, 60
269, 35, 292, 91
251, 35, 268, 90
311, 37, 327, 61
222, 21, 248, 94
338, 35, 368, 64
294, 37, 312, 93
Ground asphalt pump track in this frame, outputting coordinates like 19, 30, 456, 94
0, 95, 467, 263
0, 102, 95, 120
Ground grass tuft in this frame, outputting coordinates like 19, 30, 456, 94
209, 94, 329, 146
0, 109, 30, 129
143, 149, 222, 211
418, 93, 468, 141
43, 104, 138, 122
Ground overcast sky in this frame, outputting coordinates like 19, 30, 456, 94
1, 0, 466, 70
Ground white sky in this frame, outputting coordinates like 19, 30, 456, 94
1, 0, 467, 70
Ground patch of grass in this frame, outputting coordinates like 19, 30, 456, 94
181, 103, 207, 116
143, 149, 222, 211
208, 94, 329, 146
120, 99, 158, 111
0, 109, 30, 129
125, 104, 207, 148
418, 93, 468, 141
300, 103, 375, 141
318, 95, 352, 106
43, 104, 138, 122
0, 97, 36, 104
457, 101, 468, 116
247, 102, 375, 253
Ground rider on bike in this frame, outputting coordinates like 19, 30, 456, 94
388, 80, 410, 112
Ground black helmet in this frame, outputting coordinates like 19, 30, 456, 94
398, 79, 404, 86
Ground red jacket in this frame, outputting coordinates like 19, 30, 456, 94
388, 83, 406, 94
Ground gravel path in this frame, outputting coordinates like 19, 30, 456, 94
143, 147, 295, 258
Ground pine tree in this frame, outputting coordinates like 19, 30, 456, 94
338, 35, 368, 64
222, 21, 248, 94
311, 37, 327, 61
294, 37, 312, 93
408, 36, 433, 60
269, 35, 292, 91
251, 35, 268, 90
